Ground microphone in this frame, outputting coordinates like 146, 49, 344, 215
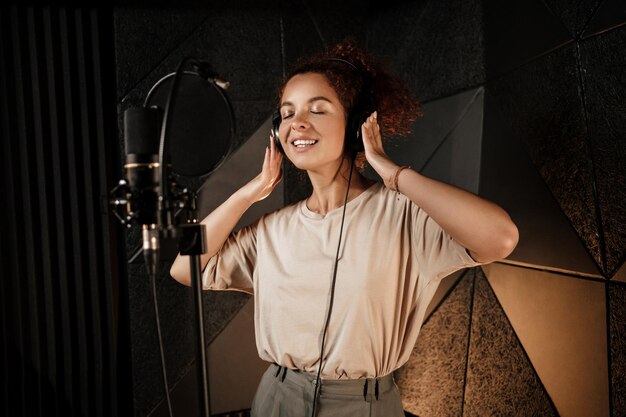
123, 106, 164, 275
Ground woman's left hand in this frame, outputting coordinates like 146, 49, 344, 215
361, 111, 399, 188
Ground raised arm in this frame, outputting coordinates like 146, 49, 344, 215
170, 133, 283, 285
361, 112, 519, 263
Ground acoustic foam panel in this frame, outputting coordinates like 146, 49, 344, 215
295, 0, 368, 50
483, 0, 573, 80
208, 299, 266, 414
609, 282, 626, 417
367, 0, 485, 102
614, 262, 626, 283
114, 7, 208, 100
424, 269, 466, 323
486, 43, 603, 274
395, 269, 475, 416
279, 0, 368, 72
464, 269, 557, 416
128, 262, 249, 416
483, 263, 608, 417
392, 88, 483, 172
542, 0, 604, 38
582, 0, 626, 39
579, 24, 626, 277
366, 0, 429, 64
420, 88, 483, 194
480, 90, 602, 276
363, 87, 483, 195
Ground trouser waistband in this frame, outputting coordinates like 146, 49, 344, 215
270, 363, 395, 401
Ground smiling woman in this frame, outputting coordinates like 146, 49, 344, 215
169, 41, 518, 417
277, 73, 348, 171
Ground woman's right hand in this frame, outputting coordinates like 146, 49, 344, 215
239, 130, 283, 203
171, 131, 283, 285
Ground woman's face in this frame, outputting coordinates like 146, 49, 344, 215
278, 72, 347, 171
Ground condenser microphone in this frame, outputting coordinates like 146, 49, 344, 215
124, 106, 164, 275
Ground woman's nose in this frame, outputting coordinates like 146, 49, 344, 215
290, 113, 310, 131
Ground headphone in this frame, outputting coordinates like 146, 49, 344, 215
272, 58, 376, 155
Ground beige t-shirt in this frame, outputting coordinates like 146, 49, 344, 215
203, 182, 483, 379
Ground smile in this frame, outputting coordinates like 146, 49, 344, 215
292, 139, 318, 148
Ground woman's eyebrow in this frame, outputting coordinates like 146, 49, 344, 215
279, 96, 333, 109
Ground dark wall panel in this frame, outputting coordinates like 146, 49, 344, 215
281, 0, 367, 69
486, 44, 603, 274
543, 0, 603, 38
114, 7, 209, 100
368, 0, 485, 102
480, 90, 601, 276
0, 5, 126, 417
579, 25, 626, 277
582, 0, 626, 39
482, 0, 572, 80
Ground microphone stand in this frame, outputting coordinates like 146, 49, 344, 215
158, 57, 212, 417
112, 56, 227, 417
177, 193, 210, 417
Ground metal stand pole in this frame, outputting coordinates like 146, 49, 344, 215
180, 222, 210, 417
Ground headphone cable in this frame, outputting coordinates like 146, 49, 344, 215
310, 155, 355, 417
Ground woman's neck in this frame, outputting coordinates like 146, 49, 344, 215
306, 158, 375, 215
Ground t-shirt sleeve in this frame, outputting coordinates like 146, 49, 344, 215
202, 222, 257, 294
411, 204, 485, 284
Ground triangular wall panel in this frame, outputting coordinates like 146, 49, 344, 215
480, 91, 601, 276
421, 89, 483, 194
483, 0, 573, 80
542, 0, 604, 38
582, 0, 626, 39
613, 261, 626, 283
486, 43, 603, 274
199, 117, 284, 230
208, 299, 267, 414
609, 283, 626, 417
463, 270, 557, 416
396, 270, 475, 416
114, 8, 208, 100
579, 24, 626, 277
483, 263, 608, 417
368, 0, 484, 101
424, 270, 466, 323
367, 87, 483, 195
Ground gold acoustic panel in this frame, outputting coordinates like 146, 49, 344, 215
483, 263, 609, 417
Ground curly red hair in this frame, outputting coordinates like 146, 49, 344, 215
278, 41, 422, 168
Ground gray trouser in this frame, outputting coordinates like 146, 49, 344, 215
251, 363, 405, 417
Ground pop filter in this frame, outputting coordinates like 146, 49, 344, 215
144, 71, 234, 178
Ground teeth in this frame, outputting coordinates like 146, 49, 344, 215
293, 139, 317, 147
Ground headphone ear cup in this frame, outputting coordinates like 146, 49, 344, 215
347, 99, 375, 153
272, 111, 285, 155
346, 111, 366, 153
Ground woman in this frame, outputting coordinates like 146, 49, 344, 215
170, 43, 519, 416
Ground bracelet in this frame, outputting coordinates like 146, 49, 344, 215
391, 165, 410, 193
